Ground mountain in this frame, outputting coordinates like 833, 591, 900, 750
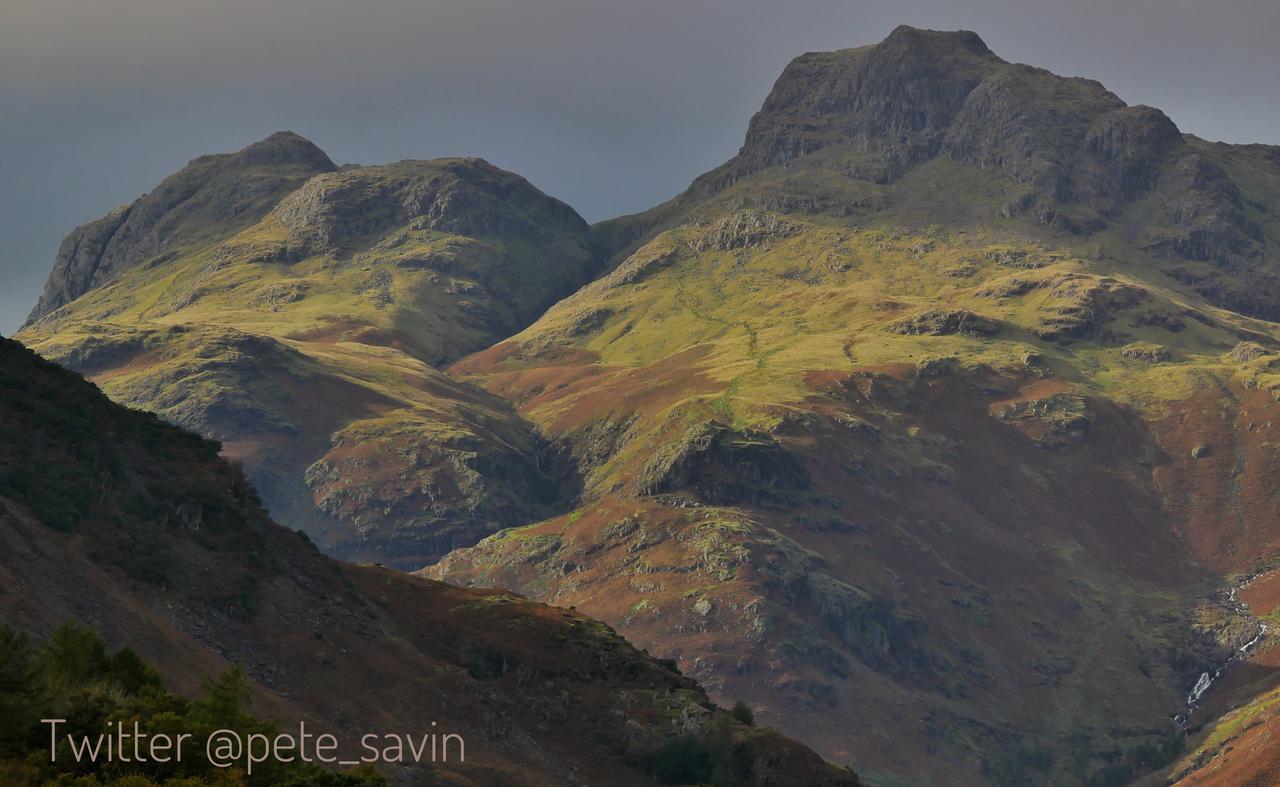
19, 140, 598, 568
422, 26, 1280, 784
0, 335, 858, 786
16, 23, 1280, 786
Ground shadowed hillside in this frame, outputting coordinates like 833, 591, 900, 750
0, 335, 858, 786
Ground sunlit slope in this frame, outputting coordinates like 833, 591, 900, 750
454, 153, 1280, 555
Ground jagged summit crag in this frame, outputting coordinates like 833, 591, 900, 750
624, 25, 1279, 321
16, 25, 1280, 787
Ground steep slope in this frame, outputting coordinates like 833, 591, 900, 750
0, 335, 858, 786
19, 138, 598, 568
427, 27, 1280, 785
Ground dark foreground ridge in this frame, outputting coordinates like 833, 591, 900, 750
0, 335, 859, 786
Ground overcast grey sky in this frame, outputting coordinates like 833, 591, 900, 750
2, 0, 1278, 335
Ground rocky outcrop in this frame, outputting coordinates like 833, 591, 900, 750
942, 63, 1125, 210
271, 157, 587, 256
1121, 342, 1172, 364
1033, 275, 1149, 341
888, 308, 1000, 337
27, 204, 134, 322
1140, 149, 1280, 320
694, 211, 802, 251
25, 132, 335, 324
991, 393, 1092, 449
638, 421, 808, 505
1232, 341, 1271, 363
303, 410, 570, 569
1081, 106, 1184, 203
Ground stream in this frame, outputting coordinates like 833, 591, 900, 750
1179, 571, 1272, 723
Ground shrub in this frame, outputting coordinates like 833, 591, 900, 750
0, 623, 386, 786
653, 735, 712, 784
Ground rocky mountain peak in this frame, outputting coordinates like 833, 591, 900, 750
269, 157, 587, 256
675, 27, 1280, 321
228, 130, 337, 170
704, 25, 1189, 203
880, 24, 994, 57
604, 26, 1276, 321
25, 132, 337, 325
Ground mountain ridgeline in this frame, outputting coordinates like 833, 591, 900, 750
15, 25, 1280, 787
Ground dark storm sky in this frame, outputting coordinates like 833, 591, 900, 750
3, 0, 1278, 334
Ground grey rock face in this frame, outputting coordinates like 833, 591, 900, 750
638, 421, 809, 505
29, 204, 134, 322
1081, 105, 1184, 203
715, 25, 1182, 218
694, 211, 801, 251
270, 157, 588, 257
888, 308, 1000, 337
25, 131, 335, 325
702, 26, 1000, 190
